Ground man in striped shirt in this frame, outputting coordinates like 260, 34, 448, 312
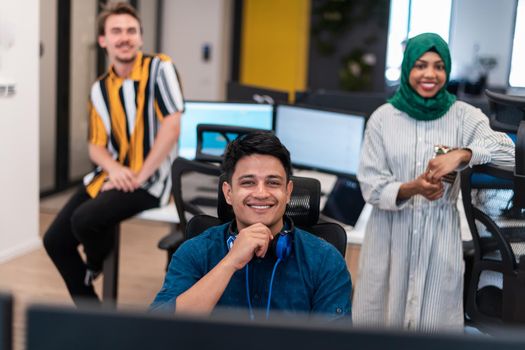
43, 2, 184, 305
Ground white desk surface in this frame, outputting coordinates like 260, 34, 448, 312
135, 203, 180, 223
344, 203, 372, 245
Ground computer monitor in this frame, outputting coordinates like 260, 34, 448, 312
0, 293, 12, 350
226, 81, 289, 105
26, 304, 525, 350
275, 105, 366, 178
179, 101, 274, 160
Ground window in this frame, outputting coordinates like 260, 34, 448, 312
385, 0, 452, 84
509, 0, 525, 87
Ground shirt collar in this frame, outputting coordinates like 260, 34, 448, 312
108, 51, 143, 82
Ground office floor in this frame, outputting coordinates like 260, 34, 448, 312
0, 190, 171, 350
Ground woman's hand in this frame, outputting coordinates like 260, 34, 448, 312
425, 149, 472, 183
398, 171, 444, 201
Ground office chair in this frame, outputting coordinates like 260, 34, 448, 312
461, 90, 525, 327
186, 174, 348, 257
103, 156, 219, 301
461, 165, 525, 325
156, 156, 222, 268
485, 89, 525, 208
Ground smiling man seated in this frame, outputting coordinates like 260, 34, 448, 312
151, 131, 352, 320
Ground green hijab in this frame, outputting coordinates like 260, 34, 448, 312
388, 32, 456, 121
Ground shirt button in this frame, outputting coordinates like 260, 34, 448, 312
336, 307, 343, 314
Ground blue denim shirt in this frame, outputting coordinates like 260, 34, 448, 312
151, 222, 352, 320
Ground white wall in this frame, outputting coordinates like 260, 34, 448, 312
161, 0, 232, 101
0, 0, 40, 262
139, 0, 158, 54
449, 0, 516, 87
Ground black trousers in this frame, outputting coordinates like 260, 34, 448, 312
43, 187, 159, 305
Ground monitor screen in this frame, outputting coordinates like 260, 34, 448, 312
26, 304, 525, 350
179, 102, 274, 159
275, 105, 366, 177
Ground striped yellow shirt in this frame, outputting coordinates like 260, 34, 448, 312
85, 51, 184, 205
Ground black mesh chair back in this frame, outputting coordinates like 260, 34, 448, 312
485, 89, 525, 134
171, 156, 222, 236
461, 164, 525, 326
186, 174, 347, 257
485, 90, 525, 208
156, 157, 222, 268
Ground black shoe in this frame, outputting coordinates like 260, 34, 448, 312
83, 268, 101, 287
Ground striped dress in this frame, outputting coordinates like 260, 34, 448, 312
85, 51, 184, 205
352, 101, 515, 332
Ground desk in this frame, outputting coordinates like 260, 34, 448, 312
135, 203, 180, 224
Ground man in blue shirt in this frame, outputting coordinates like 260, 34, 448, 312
152, 132, 351, 320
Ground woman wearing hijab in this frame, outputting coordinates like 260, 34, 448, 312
352, 33, 515, 332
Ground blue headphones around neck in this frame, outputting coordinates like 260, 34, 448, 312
227, 216, 294, 260
226, 216, 294, 319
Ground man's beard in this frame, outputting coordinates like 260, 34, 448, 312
115, 54, 137, 64
114, 42, 138, 64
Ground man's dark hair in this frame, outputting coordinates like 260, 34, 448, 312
97, 2, 142, 36
222, 131, 292, 183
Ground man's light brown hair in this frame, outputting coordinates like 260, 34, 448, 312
97, 2, 142, 36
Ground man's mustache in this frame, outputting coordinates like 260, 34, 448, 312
116, 41, 132, 48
